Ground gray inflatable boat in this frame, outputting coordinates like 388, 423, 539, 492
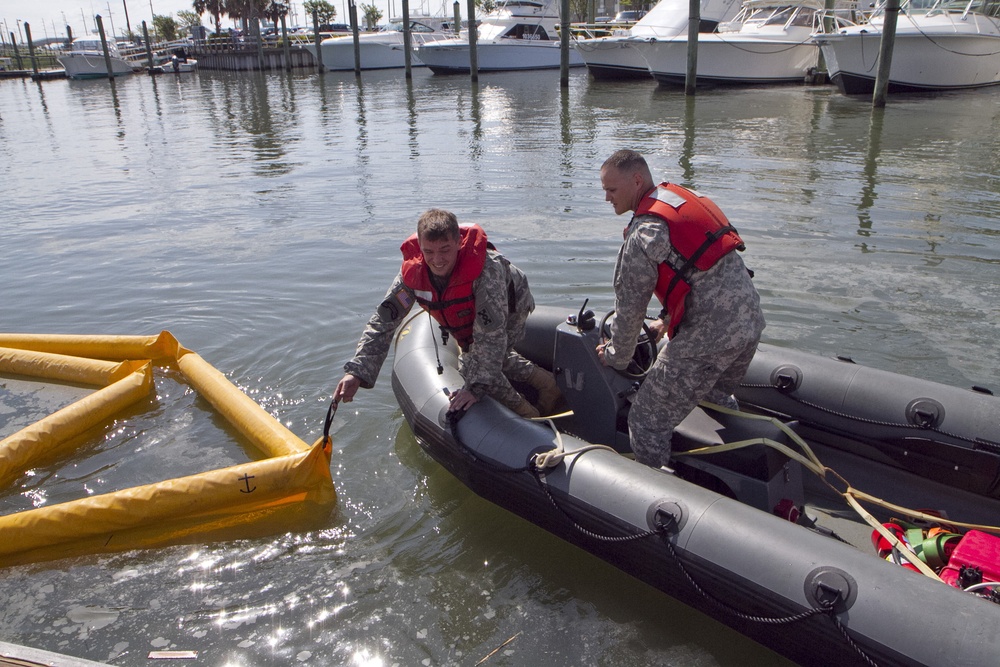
391, 303, 1000, 667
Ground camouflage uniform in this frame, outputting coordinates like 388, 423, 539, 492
604, 216, 766, 468
344, 249, 538, 410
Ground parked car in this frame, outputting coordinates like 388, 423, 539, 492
318, 23, 351, 34
610, 9, 646, 23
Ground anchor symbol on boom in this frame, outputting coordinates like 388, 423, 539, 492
238, 473, 256, 493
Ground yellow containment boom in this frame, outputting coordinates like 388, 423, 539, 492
0, 332, 336, 568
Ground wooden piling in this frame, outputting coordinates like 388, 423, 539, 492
142, 21, 155, 72
403, 0, 413, 79
24, 22, 38, 76
9, 34, 22, 70
466, 0, 478, 81
96, 16, 115, 81
872, 0, 900, 108
685, 0, 700, 95
560, 0, 569, 87
280, 15, 291, 71
255, 17, 266, 71
348, 3, 360, 76
310, 10, 325, 72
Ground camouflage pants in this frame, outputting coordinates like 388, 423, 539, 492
627, 337, 759, 469
461, 307, 537, 411
489, 351, 538, 410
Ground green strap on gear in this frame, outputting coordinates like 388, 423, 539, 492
904, 527, 962, 569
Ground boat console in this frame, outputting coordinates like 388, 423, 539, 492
536, 303, 804, 514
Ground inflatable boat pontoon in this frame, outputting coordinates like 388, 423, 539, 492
391, 303, 1000, 667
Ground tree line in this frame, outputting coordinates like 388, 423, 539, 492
152, 0, 651, 40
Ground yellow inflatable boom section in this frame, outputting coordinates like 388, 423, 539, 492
0, 332, 336, 568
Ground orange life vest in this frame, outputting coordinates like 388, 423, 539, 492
400, 225, 488, 351
632, 183, 745, 339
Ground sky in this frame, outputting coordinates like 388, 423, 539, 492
0, 0, 455, 42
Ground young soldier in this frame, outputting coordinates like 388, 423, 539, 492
334, 208, 560, 417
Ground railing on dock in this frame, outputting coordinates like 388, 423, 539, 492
0, 44, 60, 73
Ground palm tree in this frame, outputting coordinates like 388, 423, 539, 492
223, 0, 261, 34
261, 1, 290, 26
192, 0, 225, 34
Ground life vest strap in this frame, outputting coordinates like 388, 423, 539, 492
661, 224, 740, 303
414, 293, 475, 311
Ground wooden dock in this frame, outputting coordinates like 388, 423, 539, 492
31, 70, 67, 81
190, 45, 317, 71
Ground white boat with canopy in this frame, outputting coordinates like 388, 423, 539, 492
632, 0, 859, 86
415, 0, 584, 73
57, 38, 137, 79
814, 0, 1000, 94
302, 16, 454, 70
573, 0, 743, 79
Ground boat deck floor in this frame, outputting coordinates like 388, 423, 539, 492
802, 489, 874, 551
790, 441, 1000, 557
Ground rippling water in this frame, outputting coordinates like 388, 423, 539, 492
1, 67, 999, 666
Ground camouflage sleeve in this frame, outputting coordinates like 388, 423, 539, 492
606, 218, 663, 370
460, 255, 511, 397
343, 271, 416, 388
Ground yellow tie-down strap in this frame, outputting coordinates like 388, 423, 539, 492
0, 332, 336, 567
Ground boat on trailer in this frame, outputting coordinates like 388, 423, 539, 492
391, 302, 1000, 667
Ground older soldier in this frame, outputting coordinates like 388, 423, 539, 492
597, 150, 765, 470
334, 208, 560, 417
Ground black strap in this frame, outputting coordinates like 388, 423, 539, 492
662, 225, 740, 301
323, 399, 339, 441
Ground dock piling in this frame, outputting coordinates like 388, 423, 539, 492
466, 0, 478, 81
24, 22, 38, 76
872, 0, 900, 107
403, 0, 413, 79
312, 10, 326, 72
348, 3, 360, 76
96, 16, 115, 81
560, 0, 569, 87
254, 17, 266, 71
281, 15, 291, 71
142, 21, 155, 73
9, 33, 22, 70
685, 0, 700, 95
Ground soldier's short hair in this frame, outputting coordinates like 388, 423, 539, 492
417, 209, 461, 243
603, 149, 650, 177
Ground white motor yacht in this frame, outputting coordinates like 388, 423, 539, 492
633, 0, 845, 86
814, 0, 1000, 94
573, 0, 743, 79
415, 0, 584, 73
302, 16, 454, 70
58, 38, 137, 79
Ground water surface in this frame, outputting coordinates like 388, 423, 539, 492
1, 67, 999, 666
